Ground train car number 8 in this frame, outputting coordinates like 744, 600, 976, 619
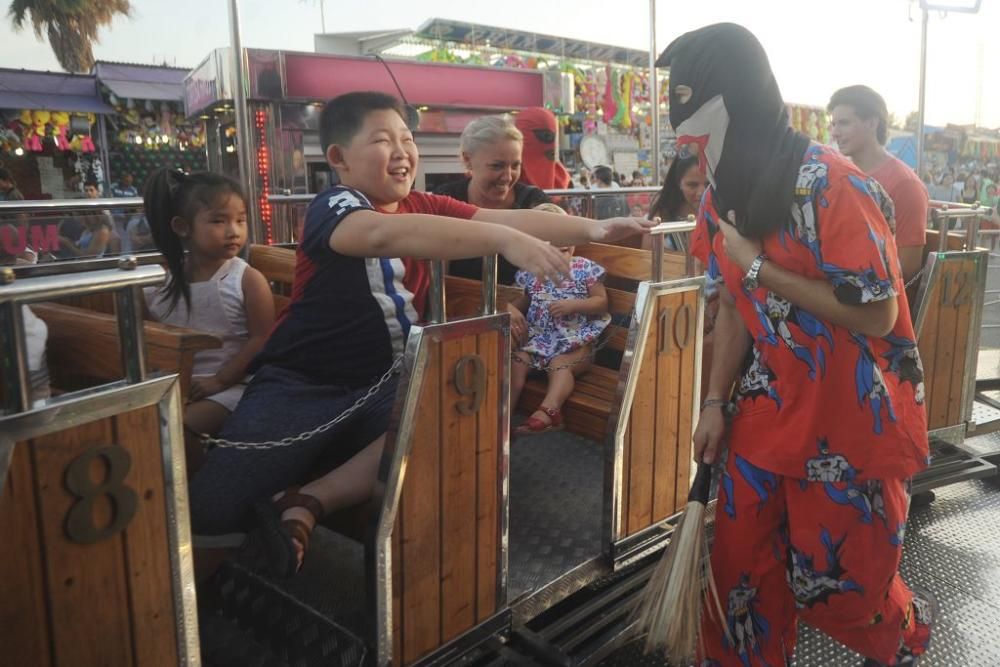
64, 444, 139, 544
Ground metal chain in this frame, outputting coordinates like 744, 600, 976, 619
512, 330, 611, 373
200, 357, 404, 450
904, 265, 927, 290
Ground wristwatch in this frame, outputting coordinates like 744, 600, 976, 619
742, 254, 767, 291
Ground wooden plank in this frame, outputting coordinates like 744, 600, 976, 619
0, 443, 53, 667
439, 336, 478, 642
626, 307, 657, 536
475, 330, 499, 622
114, 406, 179, 667
945, 259, 975, 426
392, 514, 403, 666
674, 290, 698, 508
606, 287, 636, 316
400, 340, 442, 663
575, 243, 652, 282
32, 417, 136, 666
652, 293, 681, 523
249, 244, 296, 286
929, 265, 961, 429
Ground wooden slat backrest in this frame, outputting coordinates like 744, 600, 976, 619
372, 318, 507, 666
249, 244, 296, 287
613, 282, 702, 540
1, 404, 181, 666
914, 252, 987, 430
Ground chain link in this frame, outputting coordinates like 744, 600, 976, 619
199, 357, 404, 450
904, 265, 927, 290
512, 331, 611, 372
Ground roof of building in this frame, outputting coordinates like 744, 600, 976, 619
93, 61, 188, 102
0, 68, 114, 114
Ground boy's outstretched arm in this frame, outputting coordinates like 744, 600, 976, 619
329, 210, 570, 283
472, 208, 655, 246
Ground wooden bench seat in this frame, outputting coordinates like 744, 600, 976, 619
31, 302, 222, 401
443, 241, 687, 441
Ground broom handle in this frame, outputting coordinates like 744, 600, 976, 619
687, 462, 713, 505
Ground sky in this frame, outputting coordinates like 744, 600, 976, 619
1, 0, 998, 129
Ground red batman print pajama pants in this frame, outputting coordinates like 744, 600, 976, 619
697, 451, 932, 667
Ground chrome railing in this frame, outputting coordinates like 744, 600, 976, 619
0, 197, 153, 265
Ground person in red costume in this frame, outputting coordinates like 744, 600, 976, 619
514, 108, 571, 190
659, 23, 936, 667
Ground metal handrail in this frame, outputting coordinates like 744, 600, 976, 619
928, 201, 995, 252
9, 252, 163, 280
1, 259, 165, 413
0, 197, 144, 212
649, 216, 698, 282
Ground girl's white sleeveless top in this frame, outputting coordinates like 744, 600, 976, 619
145, 256, 249, 377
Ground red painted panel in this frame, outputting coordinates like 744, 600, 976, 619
283, 54, 544, 109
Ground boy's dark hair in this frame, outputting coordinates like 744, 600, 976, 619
827, 85, 889, 145
0, 167, 13, 183
84, 179, 100, 190
319, 91, 407, 153
143, 168, 245, 314
593, 165, 615, 186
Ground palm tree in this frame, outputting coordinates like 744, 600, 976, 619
8, 0, 131, 73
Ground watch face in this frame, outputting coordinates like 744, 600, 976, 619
579, 136, 609, 169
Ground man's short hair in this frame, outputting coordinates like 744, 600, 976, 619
319, 92, 407, 154
828, 85, 889, 145
593, 165, 614, 185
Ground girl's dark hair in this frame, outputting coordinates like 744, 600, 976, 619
650, 154, 701, 220
143, 168, 245, 313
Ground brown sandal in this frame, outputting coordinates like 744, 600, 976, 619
274, 486, 323, 566
515, 406, 564, 437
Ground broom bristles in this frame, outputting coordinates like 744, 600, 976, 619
632, 498, 730, 665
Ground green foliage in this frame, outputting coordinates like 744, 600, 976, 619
7, 0, 131, 73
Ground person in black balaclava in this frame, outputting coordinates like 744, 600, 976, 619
662, 24, 936, 667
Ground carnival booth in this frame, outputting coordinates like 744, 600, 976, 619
0, 69, 114, 199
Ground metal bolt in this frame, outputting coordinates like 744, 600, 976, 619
0, 267, 14, 285
118, 255, 138, 271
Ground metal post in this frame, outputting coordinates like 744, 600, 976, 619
916, 6, 929, 179
648, 0, 661, 186
114, 285, 148, 383
651, 236, 664, 283
481, 256, 498, 316
429, 260, 446, 324
934, 210, 948, 252
0, 302, 31, 413
98, 114, 113, 194
228, 0, 260, 243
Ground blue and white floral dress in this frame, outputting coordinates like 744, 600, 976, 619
515, 256, 612, 369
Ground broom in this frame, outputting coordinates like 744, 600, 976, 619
631, 461, 729, 664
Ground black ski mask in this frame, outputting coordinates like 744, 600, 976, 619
656, 23, 810, 239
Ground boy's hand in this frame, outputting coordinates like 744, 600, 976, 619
500, 230, 571, 285
548, 300, 577, 318
592, 216, 657, 243
190, 376, 228, 402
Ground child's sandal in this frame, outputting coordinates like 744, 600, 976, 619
515, 406, 564, 436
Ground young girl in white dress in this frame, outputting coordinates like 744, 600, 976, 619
509, 203, 611, 435
143, 169, 275, 471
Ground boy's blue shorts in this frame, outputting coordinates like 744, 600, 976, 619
188, 364, 399, 535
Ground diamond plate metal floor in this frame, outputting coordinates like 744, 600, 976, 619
509, 427, 605, 599
601, 446, 1000, 666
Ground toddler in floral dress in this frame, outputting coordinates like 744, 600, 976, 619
510, 204, 611, 436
